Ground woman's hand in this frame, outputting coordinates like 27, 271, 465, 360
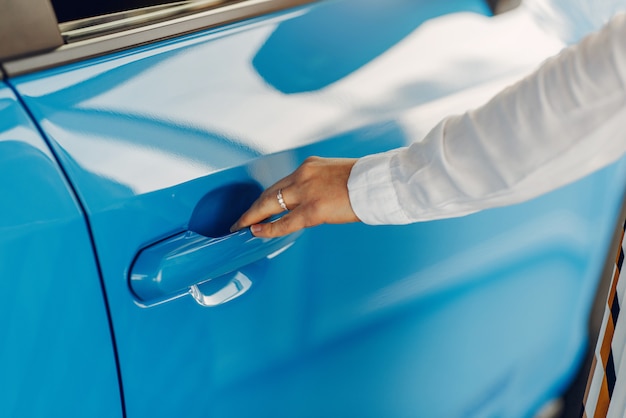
230, 157, 360, 238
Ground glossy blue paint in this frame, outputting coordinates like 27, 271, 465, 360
130, 227, 301, 304
9, 0, 626, 417
252, 0, 492, 93
0, 83, 121, 417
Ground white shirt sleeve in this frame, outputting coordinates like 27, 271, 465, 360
348, 12, 626, 225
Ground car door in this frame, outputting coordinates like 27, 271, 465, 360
0, 80, 122, 416
4, 0, 626, 417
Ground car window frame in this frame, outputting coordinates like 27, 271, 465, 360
0, 0, 64, 78
0, 0, 317, 77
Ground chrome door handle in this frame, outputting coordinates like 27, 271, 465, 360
130, 227, 300, 306
189, 272, 252, 307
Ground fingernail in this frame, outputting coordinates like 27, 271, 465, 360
250, 224, 262, 235
230, 223, 240, 233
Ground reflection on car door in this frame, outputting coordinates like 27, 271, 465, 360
0, 82, 122, 417
9, 0, 626, 416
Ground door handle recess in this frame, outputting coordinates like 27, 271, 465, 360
130, 227, 300, 306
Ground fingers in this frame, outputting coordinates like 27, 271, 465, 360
250, 209, 307, 238
230, 157, 359, 238
230, 180, 294, 232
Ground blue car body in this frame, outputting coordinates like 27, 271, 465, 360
2, 0, 625, 416
0, 83, 121, 416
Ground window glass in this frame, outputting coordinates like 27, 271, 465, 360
51, 0, 240, 43
51, 0, 183, 23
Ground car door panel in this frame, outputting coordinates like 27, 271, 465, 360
10, 1, 626, 416
0, 82, 122, 417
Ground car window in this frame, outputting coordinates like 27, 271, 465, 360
52, 0, 241, 42
2, 0, 317, 76
51, 0, 180, 23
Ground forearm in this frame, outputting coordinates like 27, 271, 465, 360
349, 13, 626, 225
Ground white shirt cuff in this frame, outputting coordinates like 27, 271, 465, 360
347, 150, 412, 225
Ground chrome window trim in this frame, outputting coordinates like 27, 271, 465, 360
59, 0, 234, 43
2, 0, 317, 77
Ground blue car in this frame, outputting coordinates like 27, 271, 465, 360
1, 0, 625, 416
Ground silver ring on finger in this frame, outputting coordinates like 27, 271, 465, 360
277, 188, 289, 211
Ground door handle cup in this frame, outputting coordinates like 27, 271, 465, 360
130, 228, 300, 304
